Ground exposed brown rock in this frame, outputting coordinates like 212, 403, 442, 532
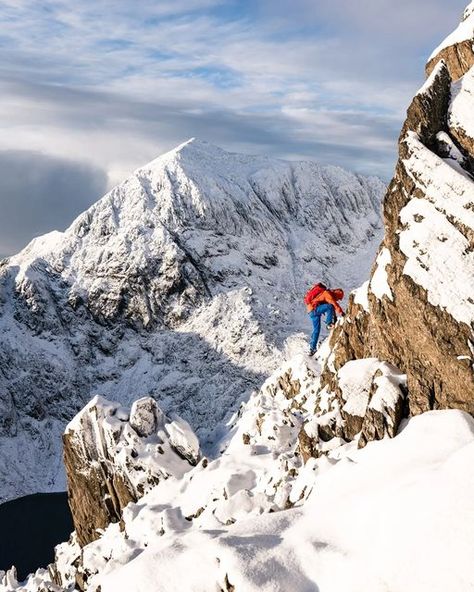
309, 2, 474, 459
63, 395, 200, 547
298, 426, 319, 464
426, 3, 474, 82
63, 404, 137, 548
266, 366, 303, 400
358, 368, 407, 449
426, 39, 474, 81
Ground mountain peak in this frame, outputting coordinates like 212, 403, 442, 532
167, 137, 216, 157
145, 137, 229, 169
174, 137, 213, 151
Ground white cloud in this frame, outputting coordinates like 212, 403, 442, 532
0, 0, 469, 254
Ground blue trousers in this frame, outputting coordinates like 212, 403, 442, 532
309, 303, 335, 351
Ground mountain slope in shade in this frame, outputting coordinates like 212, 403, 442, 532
0, 139, 384, 501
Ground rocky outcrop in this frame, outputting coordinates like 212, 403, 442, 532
426, 2, 474, 80
63, 395, 199, 547
299, 358, 406, 460
299, 2, 474, 462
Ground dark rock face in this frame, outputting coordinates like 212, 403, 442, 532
299, 2, 474, 461
63, 396, 199, 547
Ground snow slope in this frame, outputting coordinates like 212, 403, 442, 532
6, 388, 474, 591
0, 139, 384, 501
95, 411, 474, 592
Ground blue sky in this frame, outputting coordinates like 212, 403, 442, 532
0, 0, 469, 254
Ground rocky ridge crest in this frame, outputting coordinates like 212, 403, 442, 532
299, 2, 474, 458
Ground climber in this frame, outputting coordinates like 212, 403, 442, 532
304, 283, 345, 356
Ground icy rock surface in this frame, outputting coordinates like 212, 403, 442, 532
63, 395, 199, 547
0, 139, 384, 501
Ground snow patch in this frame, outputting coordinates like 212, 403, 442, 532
369, 247, 393, 301
369, 363, 407, 427
338, 358, 381, 417
352, 280, 369, 311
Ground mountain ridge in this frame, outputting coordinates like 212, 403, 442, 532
4, 3, 474, 591
0, 141, 385, 501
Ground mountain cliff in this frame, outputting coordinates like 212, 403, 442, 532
0, 140, 384, 501
63, 396, 199, 547
301, 0, 474, 453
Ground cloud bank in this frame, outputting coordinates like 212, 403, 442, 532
0, 0, 468, 255
0, 151, 107, 256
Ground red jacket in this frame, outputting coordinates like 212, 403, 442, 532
307, 289, 344, 315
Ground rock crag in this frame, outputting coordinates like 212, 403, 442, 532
63, 396, 199, 547
300, 1, 474, 459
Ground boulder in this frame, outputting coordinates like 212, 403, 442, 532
63, 395, 199, 547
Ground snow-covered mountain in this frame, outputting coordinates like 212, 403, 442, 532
0, 139, 384, 501
3, 3, 474, 590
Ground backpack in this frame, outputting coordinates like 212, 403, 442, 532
304, 283, 327, 305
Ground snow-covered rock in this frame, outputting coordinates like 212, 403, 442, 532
299, 357, 406, 459
13, 351, 404, 590
0, 139, 384, 501
63, 396, 199, 547
427, 2, 474, 79
10, 354, 323, 590
316, 5, 474, 425
8, 409, 474, 592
